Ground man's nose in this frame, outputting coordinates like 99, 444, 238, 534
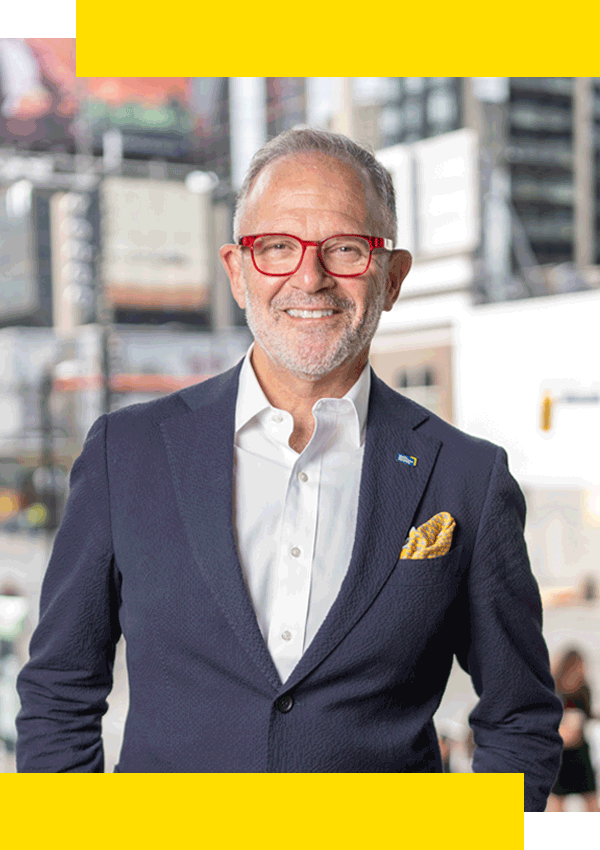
291, 245, 333, 291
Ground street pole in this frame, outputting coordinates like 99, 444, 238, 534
332, 78, 356, 140
229, 78, 267, 192
97, 274, 113, 416
75, 76, 114, 415
573, 77, 594, 273
38, 369, 58, 533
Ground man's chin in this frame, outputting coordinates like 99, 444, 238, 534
283, 362, 340, 380
262, 341, 350, 381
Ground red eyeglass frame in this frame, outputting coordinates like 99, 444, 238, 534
238, 233, 394, 278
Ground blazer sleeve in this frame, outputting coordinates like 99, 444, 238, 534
454, 447, 563, 812
16, 414, 122, 772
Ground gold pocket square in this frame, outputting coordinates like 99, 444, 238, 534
400, 511, 456, 560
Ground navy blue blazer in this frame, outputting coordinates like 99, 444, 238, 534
16, 361, 562, 809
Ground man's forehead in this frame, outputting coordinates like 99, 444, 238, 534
244, 151, 379, 224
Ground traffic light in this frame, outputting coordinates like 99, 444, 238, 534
15, 467, 63, 533
24, 496, 59, 531
540, 392, 553, 432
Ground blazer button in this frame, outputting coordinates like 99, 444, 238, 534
275, 694, 294, 713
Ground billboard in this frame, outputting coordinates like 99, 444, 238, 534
0, 181, 38, 321
0, 39, 200, 163
0, 39, 77, 153
374, 144, 415, 253
414, 129, 479, 258
377, 128, 479, 260
80, 77, 195, 161
101, 177, 211, 310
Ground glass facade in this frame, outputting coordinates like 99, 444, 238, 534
188, 77, 231, 183
266, 78, 306, 137
353, 77, 461, 149
594, 79, 600, 265
507, 78, 575, 266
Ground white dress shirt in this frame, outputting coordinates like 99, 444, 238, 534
233, 347, 370, 683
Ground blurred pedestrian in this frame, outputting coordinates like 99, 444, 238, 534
0, 583, 28, 760
547, 648, 599, 811
579, 575, 597, 603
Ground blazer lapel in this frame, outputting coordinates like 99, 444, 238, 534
160, 363, 442, 695
159, 362, 281, 692
285, 371, 442, 691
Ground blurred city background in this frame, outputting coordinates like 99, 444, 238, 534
0, 45, 599, 803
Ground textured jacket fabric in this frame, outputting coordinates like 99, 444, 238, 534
16, 362, 562, 809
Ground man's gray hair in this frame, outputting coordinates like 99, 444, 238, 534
232, 127, 397, 242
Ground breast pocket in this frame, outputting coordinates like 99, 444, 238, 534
393, 544, 464, 586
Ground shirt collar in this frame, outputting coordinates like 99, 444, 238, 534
235, 344, 371, 446
235, 346, 272, 433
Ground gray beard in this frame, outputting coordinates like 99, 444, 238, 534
243, 278, 386, 380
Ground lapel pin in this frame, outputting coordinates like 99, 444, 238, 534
396, 453, 417, 467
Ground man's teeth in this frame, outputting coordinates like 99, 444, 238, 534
286, 309, 336, 318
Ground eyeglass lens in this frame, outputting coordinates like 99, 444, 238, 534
252, 235, 371, 275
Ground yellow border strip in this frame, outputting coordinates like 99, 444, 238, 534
1, 773, 522, 848
76, 1, 600, 76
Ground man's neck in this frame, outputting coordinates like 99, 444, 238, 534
249, 345, 368, 452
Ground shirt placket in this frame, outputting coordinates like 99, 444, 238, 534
267, 417, 326, 680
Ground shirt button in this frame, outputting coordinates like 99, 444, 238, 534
297, 471, 308, 483
271, 413, 283, 423
281, 630, 292, 641
275, 694, 294, 713
290, 547, 301, 558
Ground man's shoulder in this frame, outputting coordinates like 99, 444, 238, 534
103, 360, 243, 433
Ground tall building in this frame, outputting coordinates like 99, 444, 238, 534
595, 79, 600, 266
266, 78, 306, 137
351, 77, 600, 298
352, 77, 462, 149
507, 78, 575, 267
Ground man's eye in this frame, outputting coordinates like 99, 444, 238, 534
331, 244, 361, 256
260, 240, 295, 252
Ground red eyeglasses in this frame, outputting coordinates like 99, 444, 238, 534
238, 233, 394, 278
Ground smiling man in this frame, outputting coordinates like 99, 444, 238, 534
220, 148, 410, 453
16, 128, 562, 810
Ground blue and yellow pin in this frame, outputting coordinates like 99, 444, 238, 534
396, 453, 417, 467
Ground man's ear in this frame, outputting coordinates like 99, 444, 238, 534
383, 249, 412, 311
219, 244, 246, 309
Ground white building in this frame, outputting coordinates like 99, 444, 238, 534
374, 284, 600, 589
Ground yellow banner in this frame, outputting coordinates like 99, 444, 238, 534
75, 0, 600, 76
1, 773, 521, 848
